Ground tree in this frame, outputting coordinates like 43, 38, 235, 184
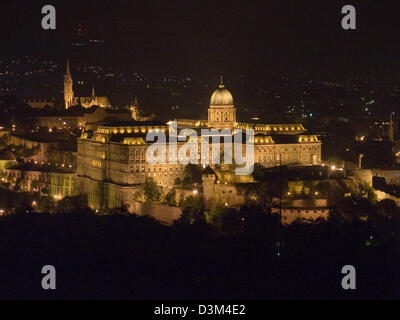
37, 196, 55, 213
241, 180, 280, 208
221, 208, 242, 234
15, 195, 34, 214
107, 204, 130, 215
179, 196, 205, 224
13, 177, 22, 191
316, 181, 331, 197
163, 188, 176, 206
359, 184, 377, 203
31, 179, 39, 192
206, 203, 228, 227
143, 177, 161, 203
182, 176, 191, 186
183, 164, 203, 185
0, 135, 8, 148
376, 199, 398, 218
338, 195, 377, 221
55, 195, 88, 213
238, 205, 272, 234
173, 177, 182, 186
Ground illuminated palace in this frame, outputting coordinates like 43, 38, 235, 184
76, 81, 321, 210
64, 60, 111, 109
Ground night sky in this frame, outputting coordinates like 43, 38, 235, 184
1, 0, 400, 77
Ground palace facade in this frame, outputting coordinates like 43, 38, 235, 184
76, 81, 322, 210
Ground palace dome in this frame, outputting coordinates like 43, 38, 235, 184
210, 84, 233, 106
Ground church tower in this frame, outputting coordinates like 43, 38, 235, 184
208, 77, 236, 129
91, 84, 97, 105
130, 97, 140, 120
64, 60, 74, 109
202, 166, 217, 208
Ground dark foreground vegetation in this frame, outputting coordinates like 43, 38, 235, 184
0, 205, 399, 300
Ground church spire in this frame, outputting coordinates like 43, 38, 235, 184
64, 59, 74, 109
92, 84, 96, 98
219, 75, 224, 88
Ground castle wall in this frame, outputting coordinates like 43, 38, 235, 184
280, 207, 330, 224
372, 169, 400, 186
353, 169, 373, 187
130, 201, 182, 225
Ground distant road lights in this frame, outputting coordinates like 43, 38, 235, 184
331, 165, 336, 170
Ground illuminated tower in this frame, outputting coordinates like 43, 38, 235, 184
91, 84, 97, 105
208, 77, 236, 129
389, 112, 394, 143
130, 97, 140, 120
201, 166, 216, 208
64, 60, 74, 109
